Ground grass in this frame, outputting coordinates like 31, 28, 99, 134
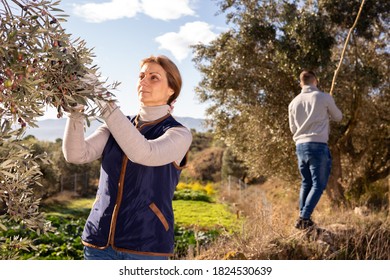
42, 198, 93, 218
173, 200, 241, 232
195, 177, 390, 260
41, 194, 240, 233
67, 198, 94, 209
35, 192, 240, 259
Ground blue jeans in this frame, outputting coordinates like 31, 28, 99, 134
84, 246, 169, 260
296, 142, 332, 220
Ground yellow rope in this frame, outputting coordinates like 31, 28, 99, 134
329, 0, 366, 96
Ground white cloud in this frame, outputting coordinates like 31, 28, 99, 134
155, 21, 217, 61
72, 0, 141, 23
72, 0, 195, 23
141, 0, 195, 20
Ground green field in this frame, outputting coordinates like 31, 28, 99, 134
173, 200, 240, 231
43, 198, 93, 218
45, 197, 241, 232
1, 193, 240, 259
45, 196, 240, 231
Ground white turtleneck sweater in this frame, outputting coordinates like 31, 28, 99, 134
62, 103, 192, 166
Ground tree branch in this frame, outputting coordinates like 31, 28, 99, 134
1, 0, 13, 17
329, 0, 366, 96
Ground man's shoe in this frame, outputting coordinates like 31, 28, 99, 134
295, 218, 303, 229
295, 217, 314, 230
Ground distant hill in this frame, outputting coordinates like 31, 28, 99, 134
25, 116, 208, 142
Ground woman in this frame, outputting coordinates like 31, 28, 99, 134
62, 55, 192, 260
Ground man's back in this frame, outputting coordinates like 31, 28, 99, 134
288, 85, 342, 144
290, 70, 343, 230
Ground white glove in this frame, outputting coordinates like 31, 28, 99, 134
80, 72, 117, 117
93, 90, 117, 117
80, 72, 105, 95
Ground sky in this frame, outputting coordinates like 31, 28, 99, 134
40, 0, 229, 120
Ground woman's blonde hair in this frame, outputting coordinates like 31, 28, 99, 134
140, 55, 182, 105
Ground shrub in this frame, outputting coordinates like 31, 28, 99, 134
0, 215, 85, 260
204, 183, 215, 196
173, 189, 213, 202
173, 225, 220, 259
177, 181, 216, 194
174, 181, 216, 202
186, 147, 224, 182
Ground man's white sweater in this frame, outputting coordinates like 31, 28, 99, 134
288, 85, 342, 145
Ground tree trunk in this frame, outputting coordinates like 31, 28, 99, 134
388, 176, 390, 217
326, 145, 347, 206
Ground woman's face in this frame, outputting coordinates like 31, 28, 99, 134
137, 62, 174, 107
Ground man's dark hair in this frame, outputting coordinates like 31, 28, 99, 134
300, 70, 317, 85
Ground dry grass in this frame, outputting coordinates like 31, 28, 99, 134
195, 177, 390, 260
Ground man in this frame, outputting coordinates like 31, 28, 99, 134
288, 70, 342, 229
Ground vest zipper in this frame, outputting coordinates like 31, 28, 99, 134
107, 154, 128, 246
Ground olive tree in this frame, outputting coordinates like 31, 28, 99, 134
193, 0, 389, 206
0, 0, 117, 258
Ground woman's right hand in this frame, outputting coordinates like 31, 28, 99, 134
64, 103, 85, 113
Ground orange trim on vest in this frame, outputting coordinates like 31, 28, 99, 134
107, 155, 128, 246
82, 241, 174, 257
149, 203, 169, 231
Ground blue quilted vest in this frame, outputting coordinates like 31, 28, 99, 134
81, 114, 187, 256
